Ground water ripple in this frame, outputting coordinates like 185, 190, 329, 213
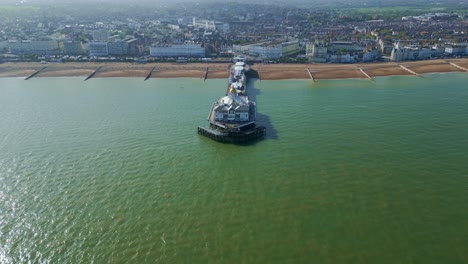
0, 76, 467, 263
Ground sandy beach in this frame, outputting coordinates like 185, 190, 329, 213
0, 59, 467, 80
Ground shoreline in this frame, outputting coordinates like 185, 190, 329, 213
0, 58, 467, 80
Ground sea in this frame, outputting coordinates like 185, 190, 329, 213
1, 74, 467, 263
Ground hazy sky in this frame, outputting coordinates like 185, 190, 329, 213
0, 0, 466, 7
0, 0, 321, 4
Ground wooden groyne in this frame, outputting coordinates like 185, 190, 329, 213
307, 68, 315, 82
84, 66, 102, 81
144, 67, 156, 81
198, 126, 266, 143
448, 62, 468, 72
204, 67, 209, 81
25, 66, 47, 80
399, 64, 421, 77
359, 67, 374, 81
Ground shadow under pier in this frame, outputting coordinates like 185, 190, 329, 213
246, 69, 279, 140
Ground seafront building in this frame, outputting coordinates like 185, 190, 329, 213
377, 38, 394, 55
85, 37, 138, 57
329, 53, 355, 63
390, 41, 441, 61
362, 49, 380, 62
306, 41, 328, 62
89, 42, 109, 56
8, 39, 60, 55
233, 41, 300, 59
63, 41, 84, 55
8, 37, 147, 58
329, 41, 363, 53
306, 40, 380, 62
107, 40, 128, 55
125, 38, 140, 55
248, 45, 282, 59
444, 43, 468, 56
149, 44, 206, 57
389, 42, 468, 62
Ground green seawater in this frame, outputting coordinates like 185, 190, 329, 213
0, 74, 467, 263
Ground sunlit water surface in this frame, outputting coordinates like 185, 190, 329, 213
0, 74, 467, 263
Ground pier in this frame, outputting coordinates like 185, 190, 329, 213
198, 126, 266, 143
399, 64, 421, 77
307, 68, 315, 82
144, 67, 156, 81
25, 67, 47, 80
198, 60, 266, 144
359, 67, 374, 81
84, 66, 103, 81
448, 62, 468, 72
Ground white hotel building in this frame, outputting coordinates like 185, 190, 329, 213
233, 41, 299, 60
8, 40, 60, 55
88, 42, 109, 56
149, 44, 206, 58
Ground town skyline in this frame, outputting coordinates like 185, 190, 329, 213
1, 0, 467, 63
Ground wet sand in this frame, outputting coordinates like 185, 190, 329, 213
0, 59, 467, 80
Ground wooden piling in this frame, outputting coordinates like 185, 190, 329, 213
84, 66, 102, 81
197, 126, 266, 143
25, 66, 47, 80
